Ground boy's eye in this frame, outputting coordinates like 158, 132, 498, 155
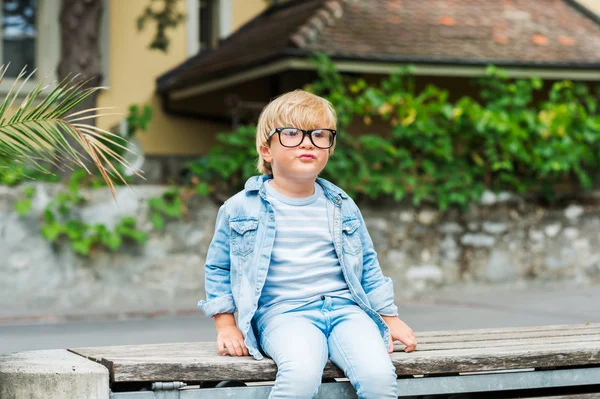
281, 128, 299, 136
312, 130, 325, 138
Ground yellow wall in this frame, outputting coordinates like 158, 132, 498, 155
576, 0, 600, 15
97, 0, 266, 156
232, 0, 267, 31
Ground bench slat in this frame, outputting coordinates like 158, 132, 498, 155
70, 337, 600, 382
394, 333, 600, 352
417, 323, 600, 338
416, 328, 600, 344
70, 332, 600, 361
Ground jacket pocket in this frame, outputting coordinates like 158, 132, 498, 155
342, 217, 362, 256
230, 217, 259, 257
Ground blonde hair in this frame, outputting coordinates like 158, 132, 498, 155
256, 89, 337, 175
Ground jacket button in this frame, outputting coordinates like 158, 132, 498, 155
269, 214, 274, 221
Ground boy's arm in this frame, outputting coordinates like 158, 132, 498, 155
198, 204, 237, 318
353, 202, 398, 317
199, 205, 249, 356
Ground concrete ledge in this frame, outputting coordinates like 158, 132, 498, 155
0, 349, 109, 399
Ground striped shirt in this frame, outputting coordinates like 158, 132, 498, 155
253, 180, 352, 327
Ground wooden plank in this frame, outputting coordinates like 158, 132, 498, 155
388, 341, 600, 376
69, 333, 600, 361
70, 331, 600, 364
416, 328, 600, 345
417, 323, 600, 338
71, 332, 600, 362
69, 325, 600, 360
70, 339, 600, 382
393, 333, 600, 352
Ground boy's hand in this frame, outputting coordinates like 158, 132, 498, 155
214, 314, 248, 356
382, 315, 417, 353
217, 325, 249, 356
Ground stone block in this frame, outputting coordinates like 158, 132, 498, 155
486, 249, 518, 282
482, 222, 508, 235
461, 233, 495, 248
565, 204, 584, 220
0, 349, 109, 399
406, 265, 444, 284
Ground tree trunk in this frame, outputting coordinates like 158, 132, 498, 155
57, 0, 104, 174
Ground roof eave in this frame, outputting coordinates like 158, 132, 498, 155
162, 51, 600, 102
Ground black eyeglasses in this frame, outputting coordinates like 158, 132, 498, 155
268, 127, 337, 149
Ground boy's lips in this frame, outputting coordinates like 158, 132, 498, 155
298, 153, 317, 160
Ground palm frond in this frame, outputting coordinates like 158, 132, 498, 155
0, 65, 141, 197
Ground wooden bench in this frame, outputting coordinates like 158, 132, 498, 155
70, 323, 600, 398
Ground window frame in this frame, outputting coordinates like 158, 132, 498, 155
187, 0, 232, 57
0, 0, 59, 95
0, 0, 109, 98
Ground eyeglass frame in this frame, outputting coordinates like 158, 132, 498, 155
267, 127, 337, 149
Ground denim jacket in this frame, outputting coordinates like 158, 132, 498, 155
198, 175, 398, 360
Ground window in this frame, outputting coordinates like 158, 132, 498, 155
187, 0, 231, 56
199, 0, 216, 50
1, 0, 37, 78
0, 0, 109, 96
0, 0, 60, 94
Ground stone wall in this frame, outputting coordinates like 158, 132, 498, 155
0, 184, 218, 318
1, 184, 599, 317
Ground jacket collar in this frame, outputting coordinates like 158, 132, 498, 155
244, 175, 348, 202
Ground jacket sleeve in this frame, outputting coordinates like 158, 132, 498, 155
197, 203, 237, 318
354, 202, 399, 317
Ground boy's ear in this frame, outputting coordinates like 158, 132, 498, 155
260, 145, 272, 163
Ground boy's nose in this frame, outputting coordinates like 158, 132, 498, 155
299, 134, 314, 148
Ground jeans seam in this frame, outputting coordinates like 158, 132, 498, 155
260, 328, 273, 357
263, 326, 325, 399
330, 329, 362, 396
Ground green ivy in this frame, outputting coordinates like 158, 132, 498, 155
0, 162, 60, 186
17, 170, 148, 256
14, 187, 36, 216
148, 187, 183, 230
188, 54, 600, 210
187, 125, 258, 198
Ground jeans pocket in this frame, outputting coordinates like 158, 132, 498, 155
230, 217, 259, 256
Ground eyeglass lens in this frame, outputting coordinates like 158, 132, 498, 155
279, 128, 333, 148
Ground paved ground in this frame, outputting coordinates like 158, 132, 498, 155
1, 282, 599, 354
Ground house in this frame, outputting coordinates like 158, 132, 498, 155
1, 0, 599, 182
153, 0, 600, 180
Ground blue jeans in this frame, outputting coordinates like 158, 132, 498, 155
257, 296, 398, 399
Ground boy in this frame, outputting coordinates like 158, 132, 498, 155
199, 89, 417, 398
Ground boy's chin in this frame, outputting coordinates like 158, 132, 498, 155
282, 168, 322, 179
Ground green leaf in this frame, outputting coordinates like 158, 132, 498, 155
150, 212, 165, 230
120, 228, 148, 244
71, 237, 93, 255
196, 182, 210, 196
100, 230, 122, 251
14, 198, 32, 216
23, 186, 36, 197
118, 216, 136, 228
41, 222, 64, 242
